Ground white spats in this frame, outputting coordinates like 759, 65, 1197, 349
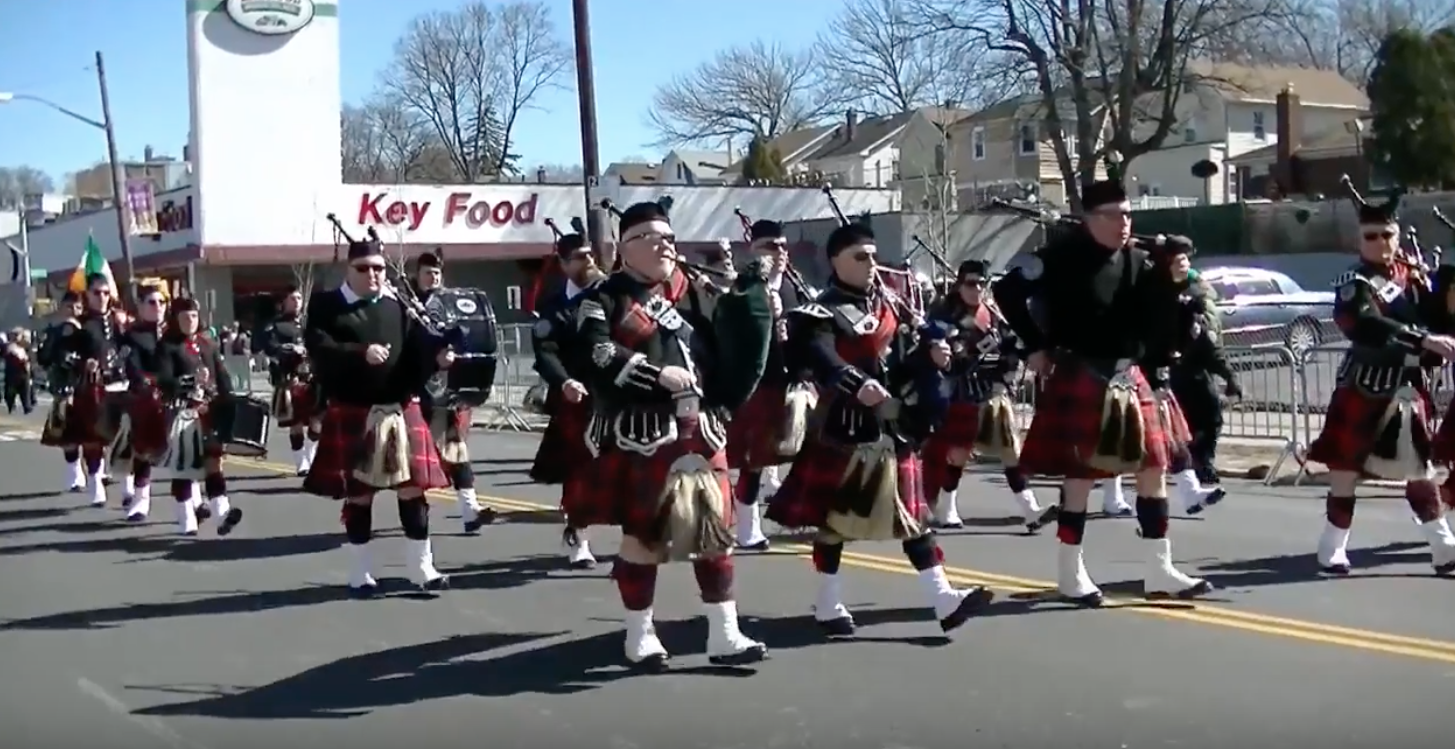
1317, 522, 1352, 571
1174, 470, 1222, 514
121, 473, 135, 500
1142, 537, 1208, 597
406, 538, 445, 585
814, 573, 852, 623
1418, 518, 1455, 571
566, 529, 597, 568
1057, 544, 1100, 599
917, 566, 967, 620
88, 469, 107, 507
210, 495, 231, 519
174, 498, 198, 536
457, 489, 486, 532
349, 543, 377, 590
623, 608, 669, 664
292, 446, 312, 475
735, 501, 768, 548
305, 438, 318, 467
65, 460, 84, 491
757, 465, 781, 501
1012, 489, 1042, 521
1101, 477, 1130, 514
704, 600, 765, 661
125, 485, 151, 522
932, 489, 963, 528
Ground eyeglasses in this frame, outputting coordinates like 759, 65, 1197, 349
1363, 231, 1396, 241
351, 263, 387, 274
623, 232, 675, 246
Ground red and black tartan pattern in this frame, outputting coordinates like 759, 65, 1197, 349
302, 400, 449, 499
561, 419, 732, 541
920, 400, 981, 494
1159, 392, 1194, 447
1310, 384, 1433, 472
726, 383, 789, 470
1018, 362, 1172, 479
47, 383, 111, 447
275, 379, 316, 427
530, 394, 593, 484
125, 390, 170, 460
765, 437, 928, 530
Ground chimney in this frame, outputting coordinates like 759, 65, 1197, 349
1275, 83, 1302, 196
536, 166, 547, 183
143, 144, 154, 162
845, 109, 858, 142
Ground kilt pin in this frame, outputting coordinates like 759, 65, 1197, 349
1017, 361, 1174, 479
919, 400, 981, 491
530, 392, 593, 484
765, 437, 926, 530
726, 382, 787, 470
563, 415, 733, 541
1310, 383, 1434, 473
302, 400, 449, 499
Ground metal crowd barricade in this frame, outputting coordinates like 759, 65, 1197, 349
475, 323, 541, 431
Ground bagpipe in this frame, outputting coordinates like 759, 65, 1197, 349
598, 196, 775, 411
820, 185, 951, 442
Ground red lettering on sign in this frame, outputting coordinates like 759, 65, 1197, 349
357, 192, 539, 231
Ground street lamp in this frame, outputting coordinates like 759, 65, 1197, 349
0, 51, 138, 307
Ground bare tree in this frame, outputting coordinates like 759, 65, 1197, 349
291, 262, 317, 312
341, 98, 449, 183
817, 0, 1017, 114
381, 0, 571, 181
647, 41, 842, 147
0, 166, 55, 209
913, 0, 1284, 209
1233, 0, 1455, 85
902, 121, 960, 276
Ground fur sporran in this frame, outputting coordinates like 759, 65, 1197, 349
162, 408, 209, 480
271, 383, 294, 423
1089, 366, 1146, 475
658, 453, 734, 562
430, 407, 469, 465
1364, 385, 1433, 481
826, 436, 923, 541
777, 383, 817, 457
974, 390, 1021, 461
354, 405, 411, 488
42, 397, 70, 444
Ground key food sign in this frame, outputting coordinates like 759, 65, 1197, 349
225, 0, 317, 36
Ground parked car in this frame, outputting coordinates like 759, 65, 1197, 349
1199, 266, 1335, 359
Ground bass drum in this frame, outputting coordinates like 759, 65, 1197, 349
424, 287, 500, 408
212, 394, 272, 458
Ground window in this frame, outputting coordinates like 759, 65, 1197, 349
506, 285, 522, 310
972, 127, 986, 160
1183, 120, 1197, 143
1252, 111, 1267, 140
1018, 123, 1037, 155
1235, 279, 1279, 296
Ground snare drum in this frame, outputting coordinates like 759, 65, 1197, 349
212, 394, 272, 458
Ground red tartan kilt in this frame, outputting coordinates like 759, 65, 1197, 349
920, 400, 980, 492
302, 400, 449, 499
726, 383, 788, 470
562, 425, 730, 539
1018, 363, 1172, 479
55, 384, 109, 447
1309, 384, 1433, 471
126, 392, 169, 458
765, 437, 928, 530
1160, 392, 1194, 447
276, 380, 316, 427
530, 394, 592, 485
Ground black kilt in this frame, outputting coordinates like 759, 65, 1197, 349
530, 392, 593, 484
1309, 383, 1433, 473
1019, 361, 1173, 479
765, 436, 928, 530
562, 416, 731, 541
302, 400, 449, 499
115, 389, 169, 462
44, 383, 112, 448
726, 383, 788, 470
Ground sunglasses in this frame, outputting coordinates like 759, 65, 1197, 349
623, 232, 675, 245
850, 251, 875, 263
143, 298, 165, 306
1363, 231, 1396, 241
961, 278, 985, 287
351, 263, 387, 274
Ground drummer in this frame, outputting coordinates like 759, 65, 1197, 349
255, 285, 318, 475
158, 297, 242, 537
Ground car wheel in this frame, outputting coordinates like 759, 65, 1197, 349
1284, 317, 1321, 361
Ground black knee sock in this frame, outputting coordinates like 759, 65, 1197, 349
342, 504, 372, 545
398, 498, 429, 540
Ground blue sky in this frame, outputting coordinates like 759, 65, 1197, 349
0, 0, 839, 186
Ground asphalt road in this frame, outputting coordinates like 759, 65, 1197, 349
1, 413, 1453, 748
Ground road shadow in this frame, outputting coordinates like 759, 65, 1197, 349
0, 490, 64, 503
128, 606, 983, 720
1195, 540, 1429, 589
0, 506, 74, 523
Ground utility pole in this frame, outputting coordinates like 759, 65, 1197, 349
96, 51, 138, 309
570, 0, 610, 268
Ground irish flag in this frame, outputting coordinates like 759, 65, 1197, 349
67, 234, 116, 294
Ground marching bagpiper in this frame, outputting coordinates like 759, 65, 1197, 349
529, 223, 605, 569
1308, 198, 1455, 574
992, 179, 1211, 606
725, 218, 813, 551
303, 235, 455, 596
569, 199, 773, 669
157, 297, 243, 537
256, 285, 320, 475
765, 221, 994, 638
111, 285, 171, 523
38, 291, 89, 492
921, 259, 1056, 533
40, 274, 121, 507
411, 250, 495, 535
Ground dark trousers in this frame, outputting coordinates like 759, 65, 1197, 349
1172, 375, 1222, 484
4, 377, 34, 415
